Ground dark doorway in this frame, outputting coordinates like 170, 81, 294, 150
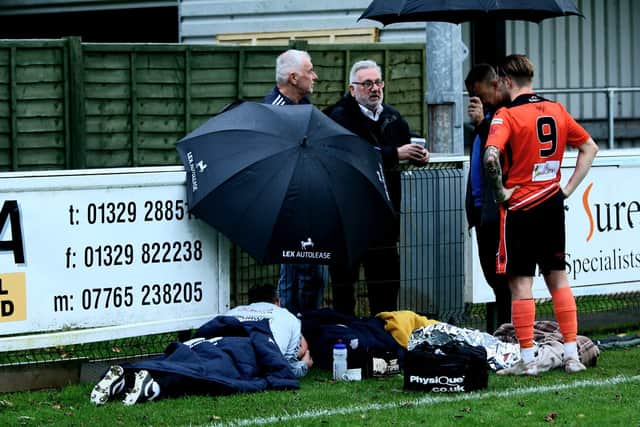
0, 6, 178, 42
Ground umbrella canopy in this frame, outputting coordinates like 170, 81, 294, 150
359, 0, 584, 25
176, 101, 395, 267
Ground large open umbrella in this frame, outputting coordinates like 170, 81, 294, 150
359, 0, 584, 25
176, 101, 395, 267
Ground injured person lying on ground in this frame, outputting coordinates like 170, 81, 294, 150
90, 284, 312, 405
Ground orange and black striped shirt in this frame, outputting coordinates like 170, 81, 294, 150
486, 93, 590, 211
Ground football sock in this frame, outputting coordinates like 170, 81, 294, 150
564, 341, 579, 360
512, 298, 536, 359
520, 347, 536, 364
151, 381, 161, 399
551, 286, 578, 344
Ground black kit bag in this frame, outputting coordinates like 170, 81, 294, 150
403, 341, 489, 392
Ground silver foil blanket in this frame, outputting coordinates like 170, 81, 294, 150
407, 323, 521, 371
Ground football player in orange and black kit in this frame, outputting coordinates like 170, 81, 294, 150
483, 54, 599, 376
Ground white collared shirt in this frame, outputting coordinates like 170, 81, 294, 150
358, 103, 384, 121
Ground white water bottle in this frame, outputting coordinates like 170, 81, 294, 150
332, 340, 348, 381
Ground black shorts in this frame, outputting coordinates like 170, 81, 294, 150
499, 191, 566, 276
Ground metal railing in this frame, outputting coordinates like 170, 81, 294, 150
464, 86, 640, 150
536, 87, 640, 149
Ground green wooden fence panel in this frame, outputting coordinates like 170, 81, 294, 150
0, 39, 426, 171
0, 40, 70, 171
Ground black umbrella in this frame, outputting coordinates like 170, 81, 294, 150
359, 0, 584, 25
176, 101, 395, 267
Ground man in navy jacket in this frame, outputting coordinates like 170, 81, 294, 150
264, 49, 328, 316
464, 64, 511, 332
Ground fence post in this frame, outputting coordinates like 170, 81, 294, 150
288, 39, 309, 50
67, 37, 86, 169
607, 88, 615, 149
9, 47, 18, 170
129, 51, 138, 165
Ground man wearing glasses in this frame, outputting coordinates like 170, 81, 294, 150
324, 59, 429, 316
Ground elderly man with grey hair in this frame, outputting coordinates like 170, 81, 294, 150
264, 49, 318, 106
324, 59, 429, 316
263, 49, 327, 316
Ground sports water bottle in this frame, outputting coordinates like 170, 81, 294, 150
332, 339, 348, 381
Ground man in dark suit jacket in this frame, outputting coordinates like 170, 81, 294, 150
324, 59, 429, 316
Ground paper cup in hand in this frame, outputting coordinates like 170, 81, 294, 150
410, 137, 426, 147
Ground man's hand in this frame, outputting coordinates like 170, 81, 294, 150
494, 185, 519, 203
398, 143, 429, 166
467, 96, 484, 126
301, 350, 313, 368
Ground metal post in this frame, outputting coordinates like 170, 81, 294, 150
425, 22, 466, 155
67, 36, 86, 169
607, 88, 615, 149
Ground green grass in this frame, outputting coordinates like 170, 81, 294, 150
0, 345, 638, 427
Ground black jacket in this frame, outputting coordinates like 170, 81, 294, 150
300, 308, 404, 373
263, 86, 310, 106
465, 116, 500, 229
324, 94, 410, 212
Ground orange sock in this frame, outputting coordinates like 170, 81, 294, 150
552, 287, 578, 343
512, 299, 536, 349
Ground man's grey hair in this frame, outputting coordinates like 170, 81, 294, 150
349, 60, 382, 83
275, 49, 311, 84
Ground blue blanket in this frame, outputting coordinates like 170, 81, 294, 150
124, 316, 299, 396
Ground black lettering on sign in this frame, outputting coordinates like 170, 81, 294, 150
0, 278, 14, 316
1, 300, 14, 317
0, 201, 25, 263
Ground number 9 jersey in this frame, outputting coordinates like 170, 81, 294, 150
486, 93, 591, 211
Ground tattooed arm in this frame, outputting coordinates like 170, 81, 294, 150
483, 145, 518, 203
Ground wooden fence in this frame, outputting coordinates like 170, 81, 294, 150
0, 38, 426, 171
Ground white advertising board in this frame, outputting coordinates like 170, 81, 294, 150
472, 150, 640, 303
0, 167, 230, 351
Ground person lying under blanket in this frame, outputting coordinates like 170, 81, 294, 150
90, 284, 311, 406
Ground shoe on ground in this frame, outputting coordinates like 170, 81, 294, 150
497, 360, 539, 376
122, 370, 159, 406
90, 365, 125, 405
564, 357, 586, 374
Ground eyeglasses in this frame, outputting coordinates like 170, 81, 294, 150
351, 79, 385, 90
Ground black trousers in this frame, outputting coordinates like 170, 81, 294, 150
473, 207, 511, 332
329, 237, 400, 317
